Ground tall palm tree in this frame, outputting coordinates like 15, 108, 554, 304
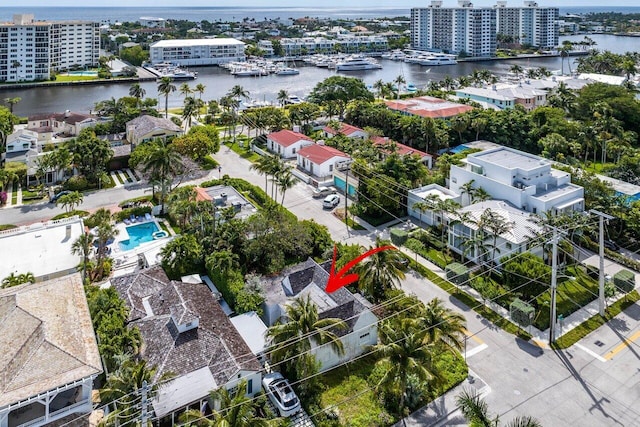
4, 96, 21, 114
509, 64, 524, 79
456, 388, 542, 427
267, 294, 347, 378
72, 232, 94, 283
250, 154, 277, 196
194, 83, 206, 100
373, 79, 385, 99
228, 84, 250, 102
157, 76, 176, 118
460, 180, 476, 206
414, 298, 466, 352
371, 319, 440, 422
355, 237, 406, 302
142, 139, 184, 213
277, 89, 289, 107
479, 208, 513, 266
128, 83, 145, 107
179, 82, 192, 99
276, 168, 296, 205
394, 75, 406, 99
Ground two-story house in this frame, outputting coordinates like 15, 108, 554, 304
266, 129, 314, 158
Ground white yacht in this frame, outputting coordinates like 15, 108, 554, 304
335, 56, 382, 71
276, 67, 300, 75
416, 53, 457, 66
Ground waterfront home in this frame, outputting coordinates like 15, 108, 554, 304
125, 115, 183, 147
261, 258, 378, 371
296, 144, 350, 178
112, 267, 262, 425
149, 38, 246, 66
27, 111, 103, 140
0, 274, 102, 427
4, 129, 38, 155
266, 129, 314, 158
455, 84, 546, 111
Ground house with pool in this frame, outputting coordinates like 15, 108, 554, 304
111, 216, 172, 272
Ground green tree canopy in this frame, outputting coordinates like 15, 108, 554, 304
65, 128, 113, 184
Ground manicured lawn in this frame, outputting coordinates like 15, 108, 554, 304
225, 141, 260, 162
0, 224, 17, 231
55, 74, 99, 82
582, 161, 615, 174
51, 210, 89, 220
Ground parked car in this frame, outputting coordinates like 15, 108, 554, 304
312, 186, 337, 199
604, 240, 620, 251
262, 372, 301, 417
49, 190, 71, 203
322, 194, 340, 209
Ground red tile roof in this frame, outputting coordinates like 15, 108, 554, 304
194, 187, 212, 202
385, 96, 473, 119
297, 144, 350, 165
267, 129, 313, 147
323, 123, 366, 136
372, 136, 431, 159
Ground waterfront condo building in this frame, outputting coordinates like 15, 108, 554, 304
410, 1, 497, 57
149, 39, 246, 66
0, 14, 99, 82
494, 1, 559, 48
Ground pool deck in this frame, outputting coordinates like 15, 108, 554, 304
113, 218, 161, 254
599, 175, 640, 196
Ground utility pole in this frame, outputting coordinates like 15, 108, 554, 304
590, 209, 614, 317
549, 227, 559, 345
140, 380, 150, 427
345, 167, 350, 237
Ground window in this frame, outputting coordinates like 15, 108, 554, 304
247, 379, 253, 394
359, 332, 370, 339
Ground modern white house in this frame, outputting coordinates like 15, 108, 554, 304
0, 216, 84, 282
449, 146, 584, 215
149, 38, 246, 66
266, 129, 314, 158
0, 274, 102, 427
261, 258, 379, 371
112, 267, 262, 425
125, 115, 183, 147
322, 123, 368, 140
296, 144, 350, 178
448, 200, 543, 264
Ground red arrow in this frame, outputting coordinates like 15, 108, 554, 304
325, 244, 397, 293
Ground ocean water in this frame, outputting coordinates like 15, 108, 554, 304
1, 6, 639, 23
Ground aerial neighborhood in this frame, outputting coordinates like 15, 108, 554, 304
1, 2, 640, 427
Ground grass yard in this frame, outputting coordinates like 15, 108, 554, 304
582, 161, 615, 174
225, 140, 260, 162
55, 74, 99, 82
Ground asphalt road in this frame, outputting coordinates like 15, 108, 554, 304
2, 145, 639, 426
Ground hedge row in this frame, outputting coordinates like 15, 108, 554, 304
114, 206, 152, 222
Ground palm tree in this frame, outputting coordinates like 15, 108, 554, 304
456, 388, 542, 427
4, 97, 21, 114
157, 76, 176, 118
72, 232, 94, 283
277, 89, 289, 107
128, 83, 145, 107
180, 380, 277, 427
56, 191, 83, 213
267, 294, 347, 378
276, 168, 296, 205
141, 139, 184, 213
373, 79, 385, 99
194, 83, 206, 100
371, 319, 439, 422
509, 64, 524, 79
251, 154, 277, 196
94, 220, 119, 281
414, 298, 466, 352
1, 272, 35, 288
356, 237, 406, 302
394, 74, 406, 99
179, 82, 192, 99
182, 96, 200, 129
460, 180, 476, 206
479, 208, 513, 266
473, 187, 491, 203
228, 84, 250, 102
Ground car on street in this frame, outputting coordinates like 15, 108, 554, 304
322, 194, 340, 209
49, 190, 71, 203
312, 186, 337, 199
262, 372, 301, 417
604, 240, 620, 251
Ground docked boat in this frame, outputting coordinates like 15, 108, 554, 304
276, 67, 300, 75
416, 53, 457, 66
285, 95, 303, 105
336, 56, 382, 71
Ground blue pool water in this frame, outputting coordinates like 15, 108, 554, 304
615, 191, 640, 206
118, 222, 160, 251
449, 144, 471, 154
67, 71, 98, 76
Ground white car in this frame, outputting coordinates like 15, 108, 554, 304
312, 186, 337, 199
262, 372, 301, 417
322, 194, 340, 209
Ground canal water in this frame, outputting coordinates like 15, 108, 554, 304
3, 34, 635, 116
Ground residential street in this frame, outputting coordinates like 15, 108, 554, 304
2, 145, 639, 426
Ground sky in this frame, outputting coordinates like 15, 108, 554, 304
9, 1, 635, 7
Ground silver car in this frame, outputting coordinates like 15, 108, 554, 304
262, 372, 301, 417
322, 194, 340, 209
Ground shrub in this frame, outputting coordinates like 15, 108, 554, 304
114, 206, 152, 222
51, 210, 89, 220
405, 238, 425, 254
64, 175, 89, 191
613, 269, 635, 294
118, 195, 152, 207
501, 252, 550, 299
510, 298, 535, 327
390, 228, 408, 246
445, 263, 468, 286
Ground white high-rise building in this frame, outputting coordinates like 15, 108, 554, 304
495, 1, 559, 48
0, 14, 99, 82
411, 1, 497, 58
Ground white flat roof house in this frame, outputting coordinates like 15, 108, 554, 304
0, 216, 84, 282
408, 183, 461, 226
450, 146, 584, 215
0, 274, 102, 427
149, 38, 246, 66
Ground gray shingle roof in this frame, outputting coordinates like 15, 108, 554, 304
126, 115, 182, 142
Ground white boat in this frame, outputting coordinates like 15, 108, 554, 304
285, 95, 303, 105
232, 67, 262, 77
276, 67, 300, 75
336, 56, 382, 71
157, 68, 197, 80
416, 53, 457, 66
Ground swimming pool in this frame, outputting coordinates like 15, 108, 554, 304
449, 144, 471, 154
615, 191, 640, 206
67, 71, 98, 76
118, 222, 160, 251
